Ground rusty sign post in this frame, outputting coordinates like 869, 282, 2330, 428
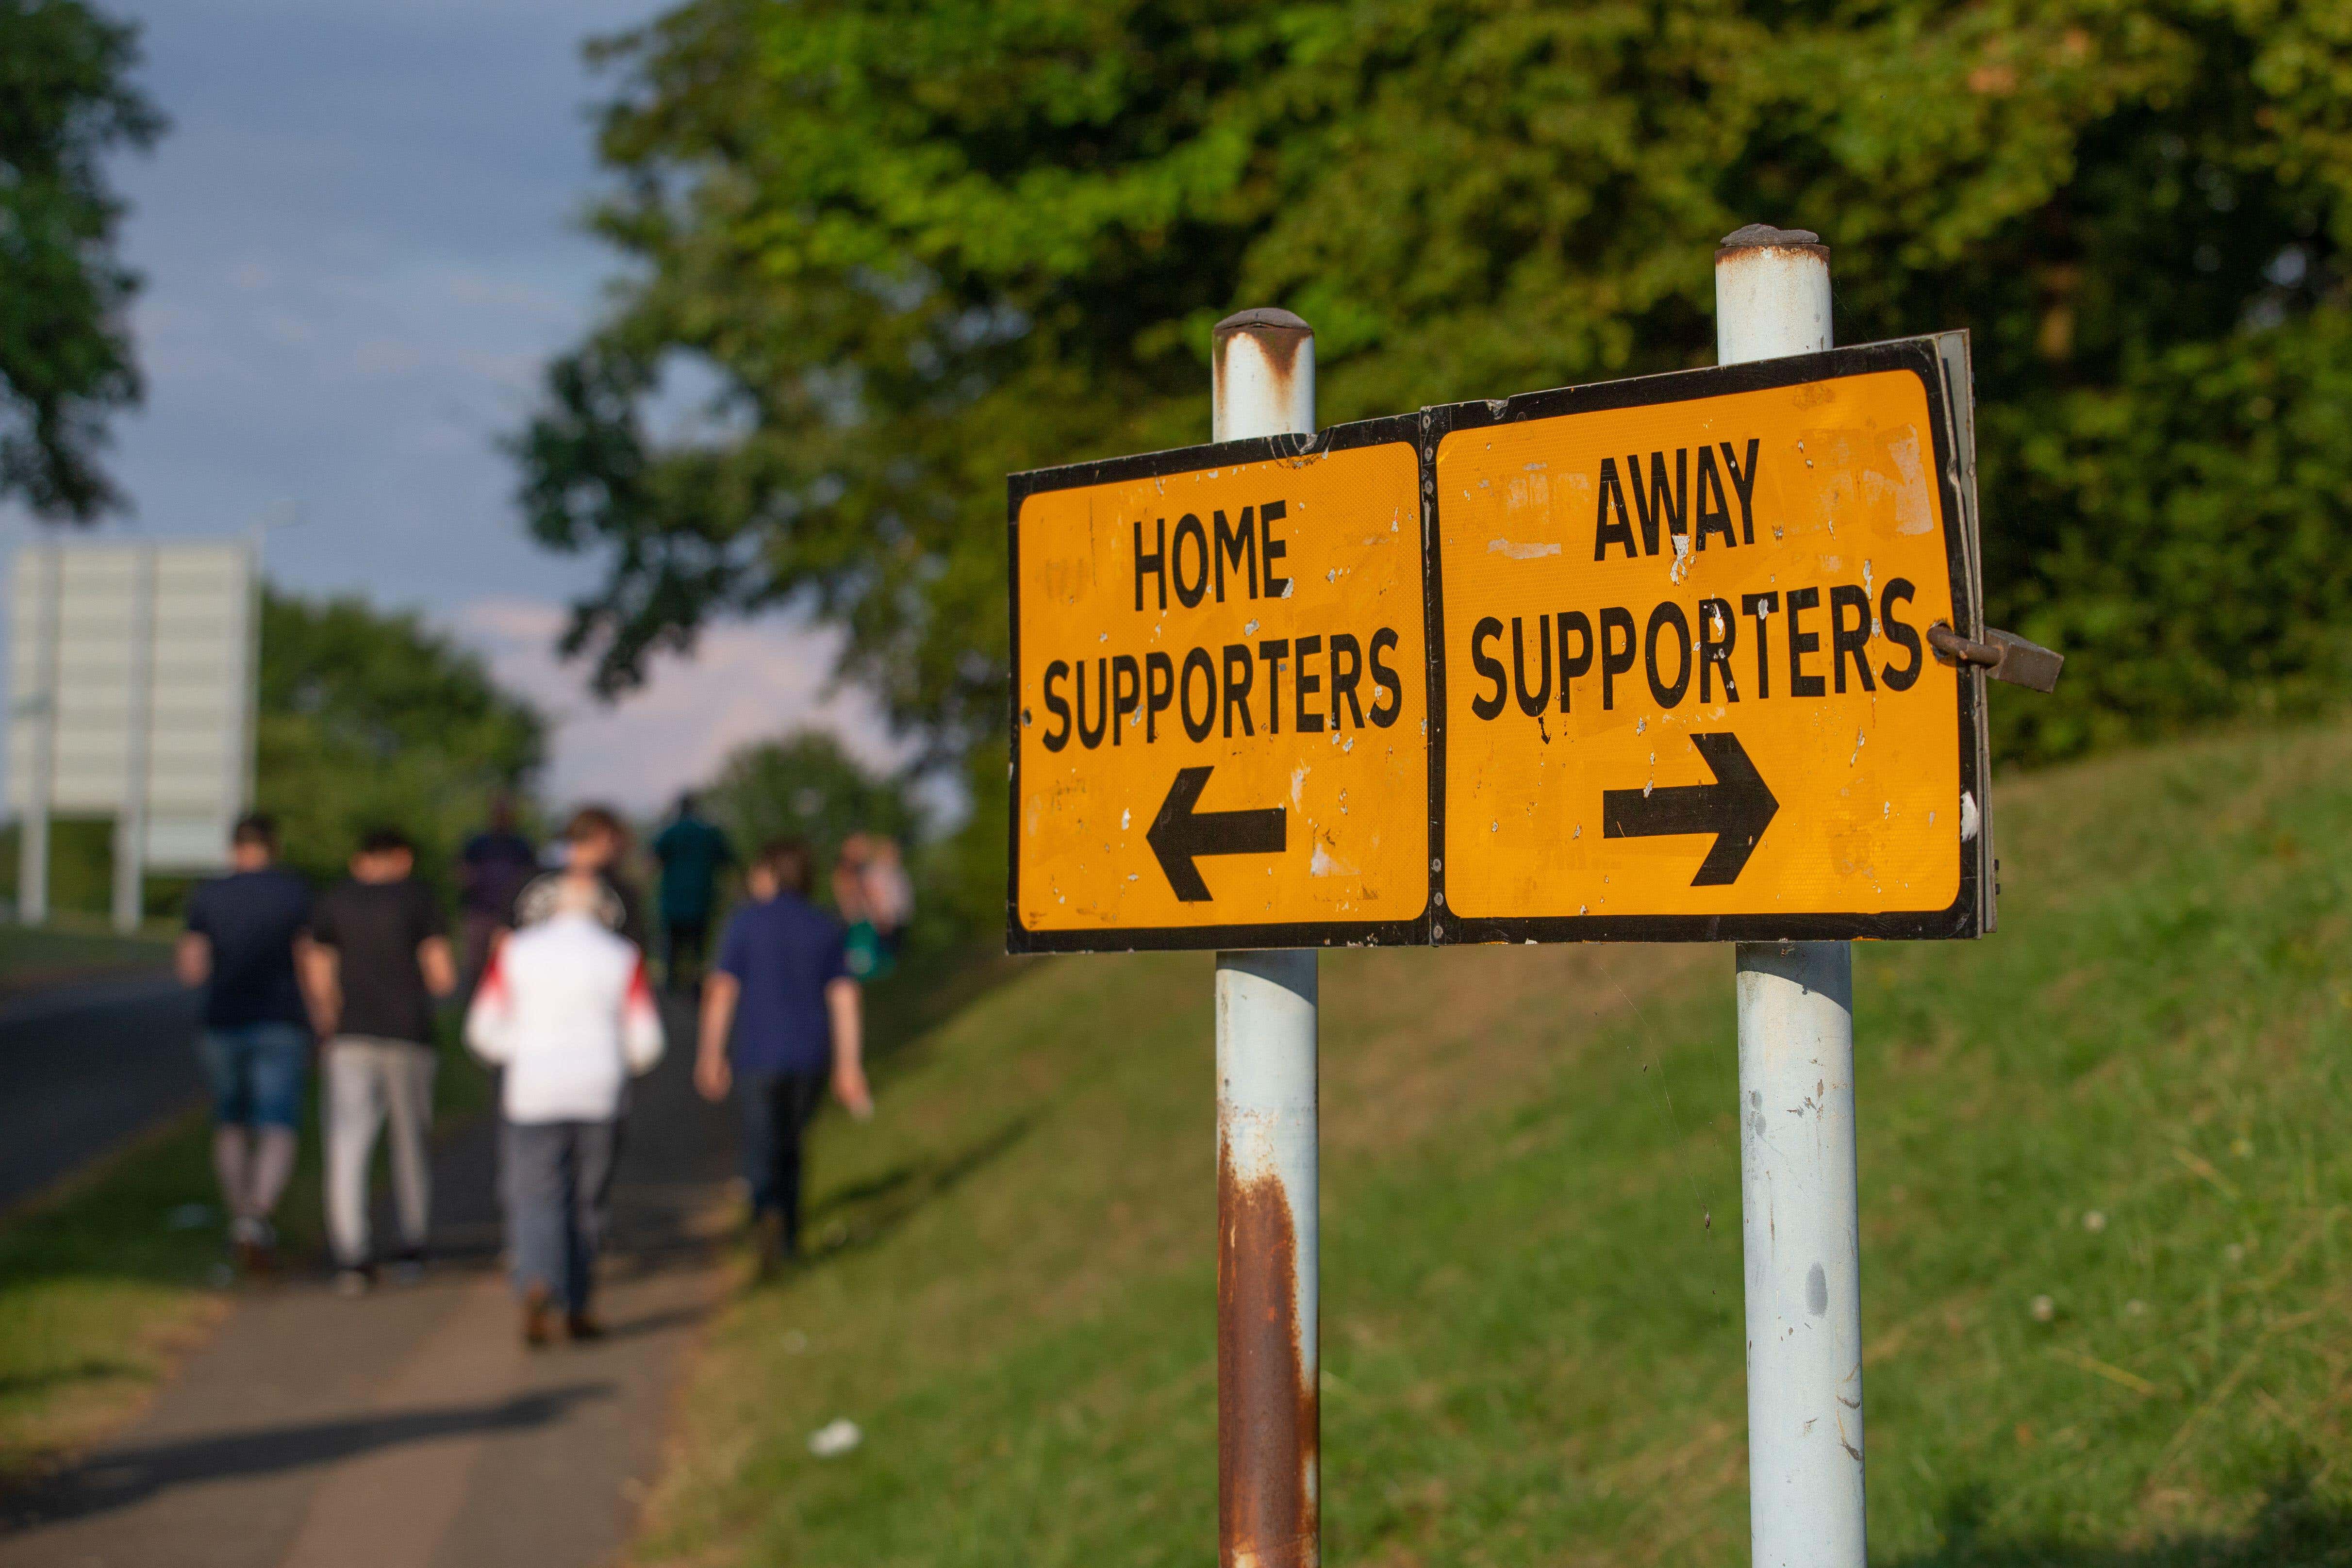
1211, 309, 1322, 1568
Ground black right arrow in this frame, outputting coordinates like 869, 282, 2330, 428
1602, 732, 1780, 886
1147, 765, 1287, 902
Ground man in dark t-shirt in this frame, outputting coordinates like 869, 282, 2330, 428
652, 792, 734, 991
695, 839, 870, 1273
180, 813, 315, 1273
306, 827, 456, 1291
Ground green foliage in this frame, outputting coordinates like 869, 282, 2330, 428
700, 728, 920, 908
1990, 309, 2352, 759
521, 0, 2352, 774
0, 0, 163, 519
519, 0, 2352, 949
0, 816, 115, 919
256, 589, 546, 893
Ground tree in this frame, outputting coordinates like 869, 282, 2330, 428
699, 729, 921, 909
0, 0, 163, 520
516, 0, 2352, 782
256, 590, 546, 892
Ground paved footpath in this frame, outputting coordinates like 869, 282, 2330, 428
2, 997, 737, 1568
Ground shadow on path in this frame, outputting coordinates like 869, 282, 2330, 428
13, 1385, 611, 1527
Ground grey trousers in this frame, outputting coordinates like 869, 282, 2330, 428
324, 1037, 436, 1269
500, 1118, 619, 1312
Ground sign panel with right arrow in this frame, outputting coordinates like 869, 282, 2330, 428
1430, 335, 1992, 941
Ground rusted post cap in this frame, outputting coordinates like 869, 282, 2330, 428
1718, 224, 1828, 262
1214, 307, 1313, 339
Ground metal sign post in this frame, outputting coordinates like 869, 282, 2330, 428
16, 545, 60, 924
1212, 310, 1321, 1568
1717, 224, 1865, 1568
112, 544, 157, 932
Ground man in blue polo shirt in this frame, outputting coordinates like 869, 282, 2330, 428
695, 838, 870, 1273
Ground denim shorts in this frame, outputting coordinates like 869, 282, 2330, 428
199, 1022, 310, 1129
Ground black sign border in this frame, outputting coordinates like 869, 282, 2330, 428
1424, 334, 1989, 945
1005, 413, 1437, 955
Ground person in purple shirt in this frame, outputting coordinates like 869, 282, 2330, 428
695, 839, 870, 1274
455, 792, 537, 995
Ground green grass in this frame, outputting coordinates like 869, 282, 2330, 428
0, 1114, 237, 1483
0, 919, 170, 994
641, 719, 2352, 1567
0, 1023, 492, 1487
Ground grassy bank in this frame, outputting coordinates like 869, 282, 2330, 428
640, 719, 2352, 1567
0, 920, 171, 998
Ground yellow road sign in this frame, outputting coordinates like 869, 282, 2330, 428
1431, 336, 1988, 940
1009, 421, 1431, 951
1007, 336, 1990, 952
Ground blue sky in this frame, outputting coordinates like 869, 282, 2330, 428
3, 0, 897, 810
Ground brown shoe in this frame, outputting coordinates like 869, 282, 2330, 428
521, 1285, 555, 1348
566, 1311, 604, 1343
231, 1219, 277, 1279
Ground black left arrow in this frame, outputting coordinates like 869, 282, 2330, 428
1147, 765, 1287, 902
1602, 732, 1779, 886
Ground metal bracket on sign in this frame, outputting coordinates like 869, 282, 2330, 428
1927, 623, 2063, 693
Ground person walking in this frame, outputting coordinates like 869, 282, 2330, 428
304, 828, 456, 1294
511, 805, 644, 946
466, 864, 663, 1346
650, 792, 734, 991
695, 839, 870, 1274
861, 834, 914, 964
456, 794, 535, 995
829, 832, 888, 982
178, 813, 314, 1274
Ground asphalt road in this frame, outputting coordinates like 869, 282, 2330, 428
0, 975, 202, 1210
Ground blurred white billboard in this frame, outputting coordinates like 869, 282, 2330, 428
9, 541, 259, 922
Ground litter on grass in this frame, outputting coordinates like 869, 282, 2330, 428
809, 1419, 862, 1458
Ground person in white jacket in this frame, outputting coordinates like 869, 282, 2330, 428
466, 870, 663, 1346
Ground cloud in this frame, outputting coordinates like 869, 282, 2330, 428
451, 596, 911, 811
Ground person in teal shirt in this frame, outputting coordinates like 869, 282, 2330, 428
652, 793, 735, 991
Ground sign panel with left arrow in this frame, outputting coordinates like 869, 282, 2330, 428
1008, 418, 1431, 952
